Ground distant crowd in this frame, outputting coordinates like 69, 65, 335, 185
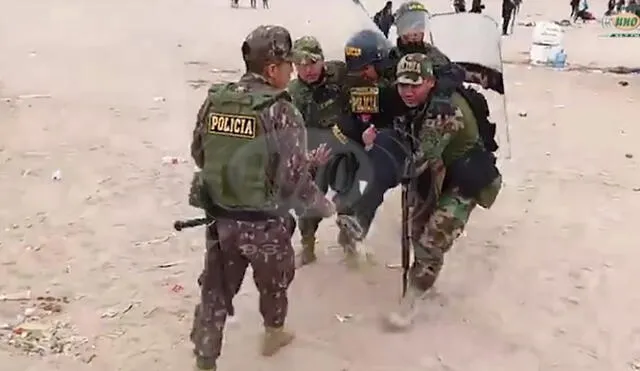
371, 0, 522, 37
371, 0, 640, 39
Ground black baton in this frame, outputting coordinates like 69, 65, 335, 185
173, 217, 211, 231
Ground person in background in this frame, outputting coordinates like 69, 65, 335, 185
605, 0, 616, 15
501, 0, 516, 35
470, 0, 485, 13
627, 0, 640, 15
571, 0, 580, 19
575, 0, 595, 21
374, 1, 395, 38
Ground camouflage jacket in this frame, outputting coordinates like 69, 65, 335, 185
402, 91, 501, 207
287, 60, 347, 129
190, 72, 330, 212
405, 91, 479, 167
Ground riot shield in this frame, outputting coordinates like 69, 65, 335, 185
429, 12, 511, 158
277, 0, 390, 60
429, 13, 503, 76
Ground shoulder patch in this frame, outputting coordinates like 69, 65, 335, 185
209, 112, 256, 139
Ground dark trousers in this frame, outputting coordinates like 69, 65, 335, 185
502, 7, 513, 35
350, 128, 410, 235
570, 4, 579, 20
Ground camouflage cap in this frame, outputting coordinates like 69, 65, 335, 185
394, 1, 430, 35
292, 36, 324, 63
242, 25, 294, 70
396, 53, 434, 85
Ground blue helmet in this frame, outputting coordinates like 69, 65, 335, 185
344, 29, 391, 71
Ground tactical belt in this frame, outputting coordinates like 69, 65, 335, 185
206, 202, 289, 221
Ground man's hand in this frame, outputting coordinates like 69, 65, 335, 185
308, 143, 332, 166
428, 96, 456, 119
362, 124, 377, 150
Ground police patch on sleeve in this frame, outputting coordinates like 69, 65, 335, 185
208, 113, 257, 139
349, 87, 379, 114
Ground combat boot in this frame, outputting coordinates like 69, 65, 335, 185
384, 285, 427, 331
195, 355, 216, 370
261, 326, 295, 356
299, 235, 317, 266
337, 228, 360, 269
190, 304, 200, 355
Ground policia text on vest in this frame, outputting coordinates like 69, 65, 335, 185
209, 113, 257, 139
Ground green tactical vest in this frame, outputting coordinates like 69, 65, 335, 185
201, 82, 282, 210
288, 61, 346, 129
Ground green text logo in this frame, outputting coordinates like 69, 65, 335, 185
602, 12, 640, 37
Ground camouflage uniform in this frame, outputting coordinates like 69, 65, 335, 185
387, 54, 501, 328
189, 25, 333, 370
287, 36, 348, 265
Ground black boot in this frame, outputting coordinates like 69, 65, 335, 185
297, 217, 321, 266
195, 356, 216, 370
190, 303, 201, 356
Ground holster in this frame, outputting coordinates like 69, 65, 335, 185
444, 145, 500, 205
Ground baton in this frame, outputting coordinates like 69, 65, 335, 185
173, 217, 212, 231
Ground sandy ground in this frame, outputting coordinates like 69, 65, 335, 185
1, 0, 639, 370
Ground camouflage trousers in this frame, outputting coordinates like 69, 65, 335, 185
409, 188, 476, 292
191, 217, 296, 360
298, 164, 329, 238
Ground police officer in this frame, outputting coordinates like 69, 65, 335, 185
384, 53, 501, 330
289, 32, 386, 266
287, 36, 348, 266
387, 1, 465, 118
334, 29, 399, 261
335, 29, 411, 252
189, 25, 335, 370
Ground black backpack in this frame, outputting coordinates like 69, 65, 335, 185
457, 87, 499, 153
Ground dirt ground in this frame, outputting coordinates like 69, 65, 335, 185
1, 0, 639, 370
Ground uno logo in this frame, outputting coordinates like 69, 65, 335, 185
604, 12, 640, 31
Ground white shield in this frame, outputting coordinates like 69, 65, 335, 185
278, 0, 390, 60
429, 12, 511, 158
429, 12, 503, 75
